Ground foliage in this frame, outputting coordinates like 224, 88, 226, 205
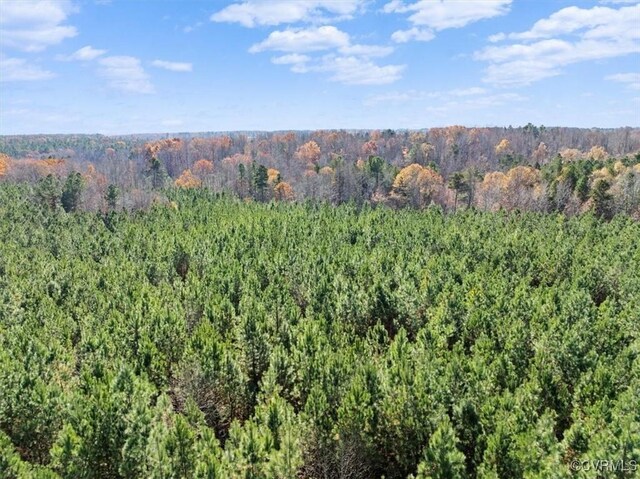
0, 186, 639, 478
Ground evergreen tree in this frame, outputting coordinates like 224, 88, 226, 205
61, 171, 84, 212
413, 417, 466, 479
252, 163, 269, 202
36, 174, 62, 210
591, 179, 613, 219
105, 184, 119, 210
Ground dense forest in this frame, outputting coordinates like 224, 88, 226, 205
1, 126, 639, 219
1, 185, 639, 478
1, 126, 639, 478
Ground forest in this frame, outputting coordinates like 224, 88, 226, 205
0, 127, 639, 478
1, 126, 639, 219
1, 186, 639, 478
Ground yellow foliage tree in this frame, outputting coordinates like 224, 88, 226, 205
274, 181, 295, 201
559, 148, 582, 161
495, 139, 512, 156
267, 168, 280, 185
503, 166, 544, 211
0, 153, 11, 177
588, 145, 608, 161
174, 169, 202, 188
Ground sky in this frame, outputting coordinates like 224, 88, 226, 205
0, 0, 639, 134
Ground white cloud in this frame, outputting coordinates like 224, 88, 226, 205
385, 0, 512, 43
338, 44, 394, 58
391, 27, 435, 43
183, 22, 203, 33
0, 56, 54, 81
271, 54, 311, 65
151, 60, 193, 72
365, 86, 494, 106
450, 87, 487, 96
492, 5, 639, 41
98, 56, 154, 94
249, 25, 350, 53
252, 26, 401, 84
364, 90, 425, 106
606, 72, 640, 89
488, 32, 506, 43
245, 17, 399, 85
314, 55, 405, 85
58, 45, 107, 61
270, 52, 404, 84
211, 0, 364, 27
476, 4, 640, 86
0, 0, 77, 52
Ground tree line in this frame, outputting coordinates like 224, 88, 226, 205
1, 127, 639, 220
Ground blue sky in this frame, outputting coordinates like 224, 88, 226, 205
1, 0, 639, 134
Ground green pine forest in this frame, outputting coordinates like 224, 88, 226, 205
1, 185, 639, 478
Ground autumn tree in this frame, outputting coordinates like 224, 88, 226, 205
0, 153, 11, 177
559, 148, 582, 162
495, 139, 516, 168
390, 164, 445, 209
274, 181, 294, 201
588, 145, 608, 161
193, 159, 215, 188
531, 142, 549, 165
267, 168, 281, 186
296, 141, 321, 167
503, 166, 545, 211
175, 169, 202, 189
476, 172, 506, 211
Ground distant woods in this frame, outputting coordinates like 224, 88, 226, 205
1, 125, 639, 219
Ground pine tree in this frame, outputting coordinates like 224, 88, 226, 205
61, 172, 84, 212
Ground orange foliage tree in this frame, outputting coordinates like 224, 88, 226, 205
296, 141, 321, 166
477, 166, 544, 211
532, 142, 549, 164
390, 163, 445, 208
82, 164, 108, 211
193, 159, 214, 175
362, 140, 378, 157
193, 159, 215, 187
477, 172, 507, 211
